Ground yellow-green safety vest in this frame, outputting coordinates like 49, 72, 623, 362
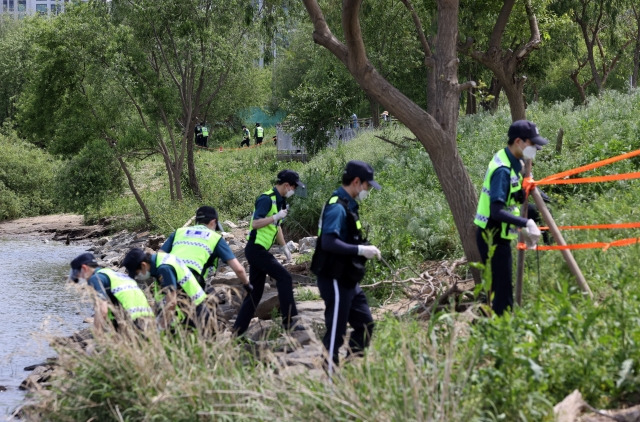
474, 148, 522, 240
97, 268, 154, 321
170, 225, 221, 278
154, 252, 207, 306
256, 126, 264, 137
201, 126, 209, 137
247, 188, 280, 250
317, 195, 362, 235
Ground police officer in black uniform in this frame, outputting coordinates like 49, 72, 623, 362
311, 160, 381, 374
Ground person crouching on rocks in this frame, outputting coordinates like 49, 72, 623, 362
122, 248, 214, 334
69, 252, 154, 333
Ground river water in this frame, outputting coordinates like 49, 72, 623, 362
0, 237, 92, 418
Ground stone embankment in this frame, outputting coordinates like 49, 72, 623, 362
10, 213, 474, 416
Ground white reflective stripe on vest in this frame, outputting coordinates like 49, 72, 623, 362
172, 240, 213, 255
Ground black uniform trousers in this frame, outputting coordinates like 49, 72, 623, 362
317, 276, 374, 365
233, 241, 298, 335
476, 228, 513, 315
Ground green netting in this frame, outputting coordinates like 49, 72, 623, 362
237, 107, 287, 128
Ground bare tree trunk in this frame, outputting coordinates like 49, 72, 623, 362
465, 86, 477, 115
460, 0, 540, 122
632, 4, 640, 88
502, 80, 526, 121
570, 68, 589, 104
367, 94, 380, 128
303, 0, 482, 278
185, 121, 201, 198
114, 153, 152, 224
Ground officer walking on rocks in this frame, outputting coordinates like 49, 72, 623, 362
233, 170, 305, 336
161, 206, 251, 292
310, 161, 381, 374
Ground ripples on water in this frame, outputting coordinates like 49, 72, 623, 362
0, 238, 92, 417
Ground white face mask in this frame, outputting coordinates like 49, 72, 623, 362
285, 189, 295, 198
357, 188, 369, 201
136, 271, 151, 282
522, 145, 537, 160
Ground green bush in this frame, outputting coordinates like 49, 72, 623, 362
53, 140, 125, 214
0, 130, 59, 220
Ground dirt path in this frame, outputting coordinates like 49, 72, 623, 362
0, 214, 109, 240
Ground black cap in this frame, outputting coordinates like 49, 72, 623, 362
508, 120, 549, 150
276, 169, 306, 189
195, 206, 223, 231
344, 160, 381, 190
69, 252, 98, 282
121, 248, 147, 279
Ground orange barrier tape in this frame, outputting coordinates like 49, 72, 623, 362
517, 237, 640, 251
195, 142, 274, 152
538, 222, 640, 231
522, 177, 535, 193
537, 148, 640, 184
536, 172, 640, 186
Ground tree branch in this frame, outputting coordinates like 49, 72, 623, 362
301, 0, 348, 63
514, 0, 542, 59
400, 0, 434, 67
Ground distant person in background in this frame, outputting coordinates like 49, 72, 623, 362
69, 253, 154, 333
195, 121, 203, 147
351, 113, 358, 129
271, 135, 277, 146
240, 125, 251, 147
201, 121, 209, 148
254, 122, 264, 145
381, 111, 389, 126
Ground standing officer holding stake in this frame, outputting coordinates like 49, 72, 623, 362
233, 170, 305, 335
311, 160, 381, 374
474, 120, 547, 315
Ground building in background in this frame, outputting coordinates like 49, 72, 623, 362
1, 0, 79, 18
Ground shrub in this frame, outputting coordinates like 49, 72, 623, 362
0, 130, 59, 220
53, 140, 125, 214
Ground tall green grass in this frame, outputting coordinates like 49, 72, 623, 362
42, 89, 640, 421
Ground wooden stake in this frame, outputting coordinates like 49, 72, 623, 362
515, 160, 532, 306
531, 188, 593, 298
182, 216, 195, 228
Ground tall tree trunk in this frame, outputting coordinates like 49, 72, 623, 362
461, 0, 540, 122
186, 122, 201, 198
114, 153, 152, 224
579, 22, 603, 93
502, 79, 526, 121
303, 0, 482, 277
465, 86, 477, 115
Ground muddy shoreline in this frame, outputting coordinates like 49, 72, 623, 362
0, 214, 111, 242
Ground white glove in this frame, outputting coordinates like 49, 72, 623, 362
272, 208, 288, 223
522, 219, 541, 249
283, 245, 292, 262
358, 244, 381, 260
